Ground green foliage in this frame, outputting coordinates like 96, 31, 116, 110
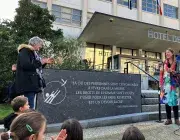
0, 0, 63, 99
41, 38, 88, 70
0, 104, 13, 120
11, 0, 63, 44
0, 20, 17, 87
0, 0, 88, 102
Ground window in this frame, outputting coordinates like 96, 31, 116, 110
103, 46, 112, 67
32, 0, 47, 9
156, 53, 161, 59
142, 0, 158, 14
117, 0, 137, 8
164, 4, 178, 19
121, 49, 132, 56
52, 4, 82, 26
141, 51, 145, 57
146, 52, 156, 59
85, 44, 95, 68
116, 48, 120, 54
133, 50, 138, 56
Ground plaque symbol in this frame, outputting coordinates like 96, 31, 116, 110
44, 89, 61, 104
43, 79, 67, 105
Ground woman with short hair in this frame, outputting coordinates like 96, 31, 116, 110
15, 36, 53, 109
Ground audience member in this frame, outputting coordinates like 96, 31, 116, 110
61, 119, 83, 140
122, 126, 145, 140
1, 112, 67, 140
3, 95, 29, 131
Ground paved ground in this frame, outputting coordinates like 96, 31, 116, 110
45, 120, 180, 140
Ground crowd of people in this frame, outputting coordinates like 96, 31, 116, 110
1, 33, 180, 139
0, 96, 145, 140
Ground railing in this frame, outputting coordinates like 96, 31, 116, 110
124, 61, 163, 123
124, 62, 159, 81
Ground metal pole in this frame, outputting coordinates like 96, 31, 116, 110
127, 61, 163, 123
127, 62, 129, 74
156, 82, 163, 123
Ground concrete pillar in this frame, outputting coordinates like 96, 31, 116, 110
159, 0, 164, 26
111, 45, 116, 70
81, 0, 88, 59
161, 52, 165, 61
112, 0, 117, 16
138, 49, 143, 57
178, 0, 180, 29
47, 0, 52, 12
82, 0, 88, 29
81, 42, 87, 59
137, 0, 142, 21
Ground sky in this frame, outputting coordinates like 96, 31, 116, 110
0, 0, 19, 20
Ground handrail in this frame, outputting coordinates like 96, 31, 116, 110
125, 61, 159, 82
125, 61, 163, 123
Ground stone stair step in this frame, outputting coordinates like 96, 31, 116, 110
142, 104, 165, 112
141, 92, 159, 98
141, 98, 159, 105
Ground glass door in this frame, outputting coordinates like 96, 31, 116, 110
120, 58, 145, 74
147, 60, 159, 76
131, 59, 145, 74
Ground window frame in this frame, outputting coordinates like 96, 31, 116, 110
142, 0, 159, 14
164, 4, 178, 19
117, 0, 137, 9
51, 4, 82, 26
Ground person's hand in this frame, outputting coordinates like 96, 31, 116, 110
41, 58, 48, 65
167, 68, 172, 73
41, 58, 54, 64
46, 58, 54, 64
12, 64, 17, 71
51, 129, 67, 140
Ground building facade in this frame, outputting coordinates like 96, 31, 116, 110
33, 0, 180, 76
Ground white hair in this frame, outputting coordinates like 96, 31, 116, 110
28, 36, 43, 46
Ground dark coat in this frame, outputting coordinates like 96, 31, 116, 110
4, 113, 18, 130
15, 44, 43, 94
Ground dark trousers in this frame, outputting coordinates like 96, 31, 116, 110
165, 104, 179, 120
24, 92, 35, 109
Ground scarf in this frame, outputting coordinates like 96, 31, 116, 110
34, 51, 43, 79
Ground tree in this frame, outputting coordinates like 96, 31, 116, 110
0, 20, 17, 102
0, 0, 88, 102
11, 0, 63, 44
0, 0, 63, 101
0, 20, 17, 77
41, 38, 87, 70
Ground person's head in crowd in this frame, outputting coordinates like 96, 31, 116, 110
165, 48, 175, 61
29, 36, 43, 51
1, 112, 47, 140
122, 126, 145, 140
11, 95, 30, 113
61, 119, 83, 140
